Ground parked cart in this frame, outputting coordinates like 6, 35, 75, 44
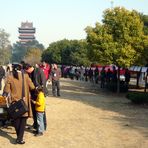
0, 96, 9, 126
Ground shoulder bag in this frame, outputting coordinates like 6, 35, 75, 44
8, 72, 28, 119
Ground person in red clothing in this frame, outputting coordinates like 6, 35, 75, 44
40, 61, 51, 96
40, 61, 51, 80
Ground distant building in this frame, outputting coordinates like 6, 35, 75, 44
18, 21, 36, 44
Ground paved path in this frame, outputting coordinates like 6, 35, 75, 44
0, 78, 148, 148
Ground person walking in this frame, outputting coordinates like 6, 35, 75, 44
3, 64, 35, 144
31, 86, 46, 136
50, 64, 61, 97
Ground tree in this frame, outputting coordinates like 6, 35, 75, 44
24, 47, 42, 65
138, 13, 148, 65
12, 40, 44, 63
42, 40, 63, 64
42, 39, 90, 66
0, 28, 11, 65
139, 13, 148, 35
12, 42, 27, 62
85, 7, 146, 67
25, 40, 45, 50
69, 40, 90, 66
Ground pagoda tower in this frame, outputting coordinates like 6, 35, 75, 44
18, 21, 36, 44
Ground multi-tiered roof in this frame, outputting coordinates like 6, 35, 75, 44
18, 21, 36, 44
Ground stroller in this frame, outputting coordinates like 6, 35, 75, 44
0, 96, 9, 126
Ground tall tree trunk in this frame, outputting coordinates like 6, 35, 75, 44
117, 67, 120, 93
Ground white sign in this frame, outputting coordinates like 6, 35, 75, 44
141, 67, 148, 72
0, 108, 4, 114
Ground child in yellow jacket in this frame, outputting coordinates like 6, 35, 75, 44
31, 86, 45, 136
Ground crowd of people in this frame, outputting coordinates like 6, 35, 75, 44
0, 61, 61, 144
0, 62, 131, 144
60, 65, 131, 89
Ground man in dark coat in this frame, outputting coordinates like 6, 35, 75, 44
24, 63, 47, 132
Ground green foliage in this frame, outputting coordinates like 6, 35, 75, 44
139, 13, 148, 35
0, 46, 12, 65
42, 39, 90, 66
24, 47, 42, 65
85, 7, 146, 67
0, 28, 11, 64
136, 35, 148, 65
0, 28, 10, 49
12, 40, 44, 63
12, 42, 27, 62
126, 92, 148, 104
26, 40, 44, 50
138, 13, 148, 65
42, 40, 63, 64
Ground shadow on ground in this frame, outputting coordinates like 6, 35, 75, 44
0, 127, 16, 144
58, 78, 148, 137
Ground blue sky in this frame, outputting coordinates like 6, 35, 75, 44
0, 0, 147, 48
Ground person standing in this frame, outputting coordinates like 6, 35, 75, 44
40, 61, 51, 80
88, 68, 94, 82
94, 66, 99, 84
50, 64, 61, 97
100, 67, 106, 88
106, 68, 112, 84
40, 61, 51, 96
31, 86, 46, 136
3, 64, 35, 144
124, 68, 131, 87
0, 65, 5, 90
24, 63, 47, 131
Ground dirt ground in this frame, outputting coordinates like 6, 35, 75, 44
1, 78, 148, 148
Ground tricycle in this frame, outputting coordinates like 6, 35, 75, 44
0, 96, 9, 126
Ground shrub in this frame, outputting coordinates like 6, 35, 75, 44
126, 92, 148, 104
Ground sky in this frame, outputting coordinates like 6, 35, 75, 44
0, 0, 147, 48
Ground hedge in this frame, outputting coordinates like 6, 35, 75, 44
126, 92, 148, 104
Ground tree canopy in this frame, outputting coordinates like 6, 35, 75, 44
12, 40, 44, 63
85, 7, 147, 67
42, 39, 90, 66
24, 47, 42, 65
0, 28, 11, 65
140, 13, 148, 35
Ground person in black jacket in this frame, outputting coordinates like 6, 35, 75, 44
24, 63, 47, 132
124, 68, 131, 86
